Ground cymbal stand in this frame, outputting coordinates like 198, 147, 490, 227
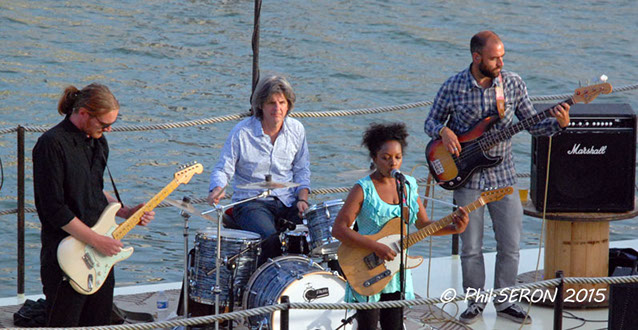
226, 258, 237, 330
203, 189, 271, 330
180, 196, 191, 319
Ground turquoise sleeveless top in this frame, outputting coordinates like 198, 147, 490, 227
344, 174, 420, 303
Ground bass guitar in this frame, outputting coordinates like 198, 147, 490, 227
425, 82, 612, 190
57, 162, 203, 295
337, 186, 512, 296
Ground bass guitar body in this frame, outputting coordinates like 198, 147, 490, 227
425, 116, 502, 190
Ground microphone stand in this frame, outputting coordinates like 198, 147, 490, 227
202, 189, 271, 330
395, 174, 406, 322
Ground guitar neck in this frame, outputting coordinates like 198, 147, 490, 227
112, 179, 181, 240
481, 97, 574, 149
404, 198, 486, 249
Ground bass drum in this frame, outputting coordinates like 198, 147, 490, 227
242, 255, 350, 329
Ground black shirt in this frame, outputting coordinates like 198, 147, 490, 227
33, 116, 109, 267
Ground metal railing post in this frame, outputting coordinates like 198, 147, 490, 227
280, 295, 289, 330
553, 270, 564, 330
17, 125, 25, 296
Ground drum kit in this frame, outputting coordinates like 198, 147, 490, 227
166, 177, 353, 330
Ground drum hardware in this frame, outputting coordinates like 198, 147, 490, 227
165, 197, 218, 222
225, 257, 236, 330
184, 175, 305, 329
282, 224, 310, 255
180, 196, 191, 319
336, 312, 357, 330
200, 174, 298, 330
236, 177, 301, 190
205, 239, 264, 276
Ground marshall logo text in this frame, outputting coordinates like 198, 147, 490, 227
567, 144, 607, 155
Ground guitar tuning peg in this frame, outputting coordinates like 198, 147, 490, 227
600, 74, 608, 83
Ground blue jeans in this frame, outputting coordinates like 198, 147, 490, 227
454, 187, 523, 311
233, 198, 301, 265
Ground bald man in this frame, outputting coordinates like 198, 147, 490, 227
424, 31, 570, 325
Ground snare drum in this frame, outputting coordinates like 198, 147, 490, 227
282, 224, 310, 255
243, 255, 350, 329
304, 199, 344, 255
190, 227, 261, 306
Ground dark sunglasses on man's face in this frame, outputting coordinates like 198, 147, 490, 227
89, 113, 116, 129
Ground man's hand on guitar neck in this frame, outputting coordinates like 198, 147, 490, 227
549, 102, 571, 128
440, 127, 462, 157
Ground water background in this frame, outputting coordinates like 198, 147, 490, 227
1, 0, 637, 297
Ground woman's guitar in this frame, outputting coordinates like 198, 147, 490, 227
57, 162, 203, 295
337, 187, 512, 296
425, 82, 612, 190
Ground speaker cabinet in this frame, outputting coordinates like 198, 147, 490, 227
530, 104, 636, 212
609, 282, 638, 329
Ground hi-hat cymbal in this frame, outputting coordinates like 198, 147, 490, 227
236, 181, 300, 190
164, 198, 217, 222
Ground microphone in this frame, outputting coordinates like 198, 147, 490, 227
391, 169, 407, 184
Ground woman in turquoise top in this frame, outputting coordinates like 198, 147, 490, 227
332, 122, 469, 330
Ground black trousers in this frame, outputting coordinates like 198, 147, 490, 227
42, 262, 115, 326
356, 292, 403, 330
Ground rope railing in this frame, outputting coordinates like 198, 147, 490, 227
34, 274, 638, 330
0, 172, 534, 216
2, 83, 637, 134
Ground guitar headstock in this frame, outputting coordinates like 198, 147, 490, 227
573, 82, 612, 104
174, 161, 204, 184
479, 186, 514, 204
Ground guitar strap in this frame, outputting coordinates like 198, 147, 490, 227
102, 150, 124, 208
495, 74, 505, 119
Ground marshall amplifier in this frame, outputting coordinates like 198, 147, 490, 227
530, 103, 636, 212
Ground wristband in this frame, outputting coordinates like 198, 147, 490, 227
298, 199, 309, 206
438, 126, 447, 137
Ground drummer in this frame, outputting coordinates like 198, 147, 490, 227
207, 75, 311, 265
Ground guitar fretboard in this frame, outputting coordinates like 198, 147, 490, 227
403, 198, 485, 249
112, 179, 181, 240
479, 97, 574, 151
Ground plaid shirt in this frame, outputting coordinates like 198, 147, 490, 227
424, 65, 562, 190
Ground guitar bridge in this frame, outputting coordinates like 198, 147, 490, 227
363, 252, 383, 270
431, 159, 444, 175
363, 270, 391, 288
82, 253, 95, 270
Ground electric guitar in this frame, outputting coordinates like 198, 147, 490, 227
57, 162, 203, 295
425, 82, 612, 190
337, 187, 512, 296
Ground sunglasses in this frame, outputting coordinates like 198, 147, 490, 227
89, 113, 117, 129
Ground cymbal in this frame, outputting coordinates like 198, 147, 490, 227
164, 198, 217, 222
236, 181, 300, 190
